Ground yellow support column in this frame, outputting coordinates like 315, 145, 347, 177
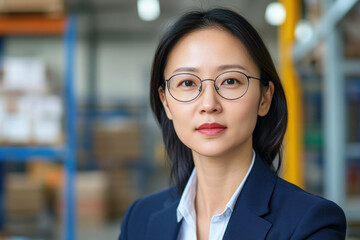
278, 0, 304, 188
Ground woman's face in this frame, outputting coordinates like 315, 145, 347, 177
160, 28, 274, 159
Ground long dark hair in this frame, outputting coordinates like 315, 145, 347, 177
150, 8, 288, 193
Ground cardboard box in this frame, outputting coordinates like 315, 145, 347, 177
1, 113, 32, 144
0, 0, 65, 15
33, 117, 62, 144
0, 94, 63, 145
5, 173, 45, 215
94, 121, 141, 162
2, 57, 47, 92
106, 168, 140, 218
57, 171, 109, 226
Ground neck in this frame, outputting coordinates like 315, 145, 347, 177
193, 147, 253, 219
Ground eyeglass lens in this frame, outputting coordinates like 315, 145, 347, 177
167, 71, 249, 102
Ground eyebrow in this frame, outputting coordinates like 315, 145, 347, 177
217, 64, 248, 72
172, 66, 199, 74
172, 64, 248, 74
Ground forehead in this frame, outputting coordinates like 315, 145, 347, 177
164, 27, 259, 76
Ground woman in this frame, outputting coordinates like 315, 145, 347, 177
119, 8, 346, 240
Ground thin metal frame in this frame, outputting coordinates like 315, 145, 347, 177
164, 70, 261, 102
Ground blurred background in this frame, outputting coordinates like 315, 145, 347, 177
0, 0, 359, 239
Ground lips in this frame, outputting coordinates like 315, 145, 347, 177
197, 122, 226, 136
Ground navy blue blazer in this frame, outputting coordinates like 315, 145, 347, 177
119, 155, 346, 239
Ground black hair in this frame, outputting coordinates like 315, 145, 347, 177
150, 8, 288, 193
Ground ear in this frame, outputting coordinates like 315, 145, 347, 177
158, 86, 173, 120
258, 81, 274, 117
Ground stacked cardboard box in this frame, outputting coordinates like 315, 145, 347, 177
6, 174, 45, 216
0, 57, 63, 145
106, 168, 140, 219
94, 119, 141, 164
5, 173, 46, 237
0, 0, 65, 16
57, 171, 109, 226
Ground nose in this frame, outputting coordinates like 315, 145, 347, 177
198, 80, 222, 114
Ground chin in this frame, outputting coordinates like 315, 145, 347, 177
193, 147, 230, 158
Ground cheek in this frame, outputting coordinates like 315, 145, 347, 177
171, 115, 196, 151
230, 93, 261, 131
167, 101, 195, 139
231, 102, 258, 127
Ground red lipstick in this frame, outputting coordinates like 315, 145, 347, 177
197, 123, 226, 136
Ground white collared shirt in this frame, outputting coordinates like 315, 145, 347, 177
176, 151, 256, 240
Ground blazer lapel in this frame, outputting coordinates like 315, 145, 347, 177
223, 155, 277, 240
223, 207, 272, 240
145, 197, 181, 240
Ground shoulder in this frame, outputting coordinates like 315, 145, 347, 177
268, 177, 347, 239
273, 177, 330, 206
118, 187, 180, 240
128, 187, 179, 212
273, 177, 343, 214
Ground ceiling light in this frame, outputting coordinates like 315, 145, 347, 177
295, 20, 313, 43
137, 0, 160, 22
265, 2, 286, 26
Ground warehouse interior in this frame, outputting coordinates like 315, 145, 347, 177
0, 0, 359, 239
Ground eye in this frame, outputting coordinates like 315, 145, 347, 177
179, 80, 196, 87
222, 78, 240, 85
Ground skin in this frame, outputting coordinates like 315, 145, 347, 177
159, 27, 274, 240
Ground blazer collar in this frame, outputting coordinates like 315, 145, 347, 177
145, 189, 182, 240
145, 155, 277, 240
223, 154, 277, 239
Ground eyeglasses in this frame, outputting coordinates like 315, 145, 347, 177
164, 70, 261, 102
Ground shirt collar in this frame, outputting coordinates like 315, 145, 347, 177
176, 150, 256, 222
177, 166, 197, 222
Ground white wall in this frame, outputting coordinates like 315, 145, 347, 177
97, 39, 157, 105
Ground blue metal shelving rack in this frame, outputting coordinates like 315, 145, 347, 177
0, 17, 77, 240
